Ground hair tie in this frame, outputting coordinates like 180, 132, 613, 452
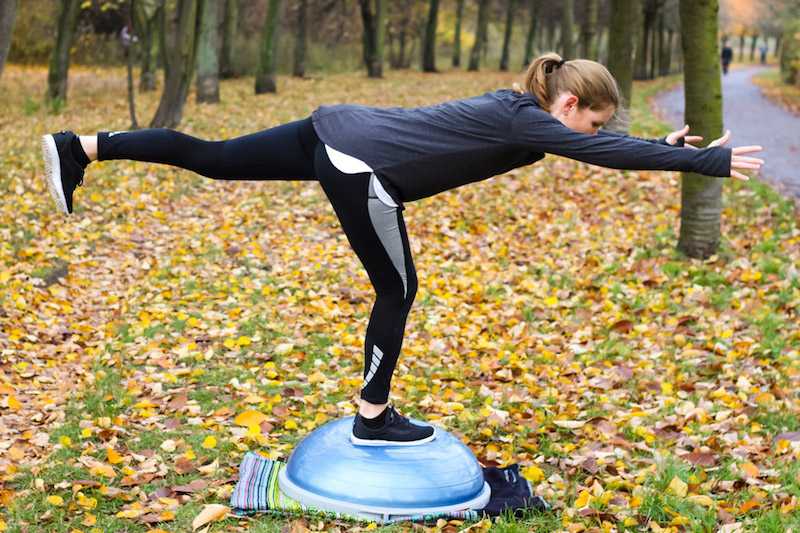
557, 59, 566, 67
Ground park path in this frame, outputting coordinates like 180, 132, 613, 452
652, 66, 800, 202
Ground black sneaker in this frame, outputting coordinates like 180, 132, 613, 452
350, 405, 436, 446
41, 130, 85, 215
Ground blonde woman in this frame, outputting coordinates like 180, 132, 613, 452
41, 53, 763, 446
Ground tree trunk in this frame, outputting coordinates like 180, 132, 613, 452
255, 0, 281, 93
133, 0, 161, 92
523, 0, 538, 66
607, 0, 638, 122
0, 0, 17, 80
560, 0, 574, 59
749, 34, 758, 62
580, 0, 598, 60
125, 32, 139, 129
678, 0, 724, 259
220, 0, 238, 78
650, 8, 662, 78
499, 0, 515, 70
47, 0, 82, 106
196, 0, 220, 103
738, 32, 745, 62
546, 19, 556, 51
150, 0, 200, 128
293, 0, 308, 77
634, 1, 656, 79
452, 0, 463, 67
468, 0, 489, 71
359, 0, 385, 78
422, 0, 439, 72
660, 27, 673, 75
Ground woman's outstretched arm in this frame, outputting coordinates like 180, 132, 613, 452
511, 107, 735, 177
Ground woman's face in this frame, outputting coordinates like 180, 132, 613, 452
550, 92, 615, 135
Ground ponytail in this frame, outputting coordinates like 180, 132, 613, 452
517, 52, 620, 113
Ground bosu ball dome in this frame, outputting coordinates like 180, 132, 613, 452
278, 416, 491, 523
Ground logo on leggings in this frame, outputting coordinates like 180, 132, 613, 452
108, 131, 127, 137
362, 345, 383, 389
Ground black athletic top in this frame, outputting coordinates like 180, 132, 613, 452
311, 89, 732, 202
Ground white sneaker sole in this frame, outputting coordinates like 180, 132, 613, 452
41, 134, 68, 215
350, 429, 436, 447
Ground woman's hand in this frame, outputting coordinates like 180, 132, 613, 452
669, 126, 764, 181
708, 129, 764, 181
666, 124, 704, 148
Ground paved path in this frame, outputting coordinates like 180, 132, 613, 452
653, 66, 800, 202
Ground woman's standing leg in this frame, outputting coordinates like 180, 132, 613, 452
314, 144, 434, 446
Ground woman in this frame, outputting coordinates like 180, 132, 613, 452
41, 53, 763, 447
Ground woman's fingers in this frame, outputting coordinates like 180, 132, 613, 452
732, 161, 762, 170
708, 129, 731, 147
685, 142, 698, 149
732, 145, 763, 155
735, 155, 765, 164
686, 135, 703, 143
730, 169, 750, 181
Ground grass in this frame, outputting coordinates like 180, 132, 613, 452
2, 63, 800, 532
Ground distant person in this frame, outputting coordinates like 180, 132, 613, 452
721, 44, 734, 74
759, 43, 768, 65
40, 53, 763, 446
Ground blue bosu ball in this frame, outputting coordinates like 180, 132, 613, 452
278, 416, 491, 522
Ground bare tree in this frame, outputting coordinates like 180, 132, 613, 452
150, 0, 200, 128
677, 0, 724, 259
468, 0, 490, 71
293, 0, 308, 77
607, 0, 639, 129
220, 0, 238, 78
196, 0, 220, 103
500, 0, 516, 70
0, 0, 17, 80
561, 0, 575, 58
452, 0, 464, 67
359, 0, 386, 77
47, 0, 82, 107
523, 0, 539, 66
255, 0, 282, 93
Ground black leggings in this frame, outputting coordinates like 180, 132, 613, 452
98, 118, 416, 404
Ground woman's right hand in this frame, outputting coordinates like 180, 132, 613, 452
708, 129, 764, 181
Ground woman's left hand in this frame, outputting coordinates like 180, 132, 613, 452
666, 124, 704, 148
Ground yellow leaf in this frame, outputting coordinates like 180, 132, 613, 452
107, 448, 123, 464
191, 503, 229, 530
234, 410, 268, 427
741, 462, 759, 479
522, 465, 544, 483
59, 435, 72, 447
7, 395, 20, 410
668, 476, 688, 497
201, 436, 217, 449
285, 419, 298, 430
116, 509, 143, 518
574, 489, 592, 508
47, 495, 64, 506
554, 420, 586, 429
81, 513, 97, 526
630, 495, 642, 508
223, 338, 236, 349
236, 336, 251, 347
688, 495, 715, 508
77, 493, 97, 509
90, 463, 116, 478
544, 295, 558, 307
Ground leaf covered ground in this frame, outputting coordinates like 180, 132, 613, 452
1, 65, 799, 533
752, 69, 800, 117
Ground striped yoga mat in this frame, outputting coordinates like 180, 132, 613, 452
229, 451, 480, 522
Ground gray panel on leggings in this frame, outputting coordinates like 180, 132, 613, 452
367, 174, 407, 299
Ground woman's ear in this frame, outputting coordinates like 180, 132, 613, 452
564, 94, 579, 112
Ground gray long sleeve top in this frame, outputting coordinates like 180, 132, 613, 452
311, 89, 732, 203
